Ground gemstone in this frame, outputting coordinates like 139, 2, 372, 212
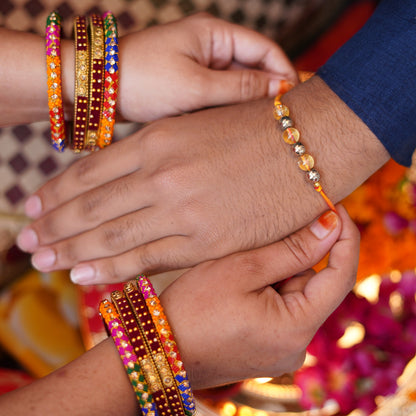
297, 154, 314, 171
273, 104, 289, 120
282, 127, 300, 144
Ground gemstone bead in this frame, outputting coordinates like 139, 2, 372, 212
273, 103, 289, 120
308, 169, 321, 182
282, 127, 300, 144
298, 154, 314, 171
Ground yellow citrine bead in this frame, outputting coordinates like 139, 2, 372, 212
298, 154, 315, 171
273, 104, 289, 120
282, 127, 300, 144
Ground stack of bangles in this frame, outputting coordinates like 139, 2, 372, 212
99, 275, 196, 416
46, 11, 119, 152
273, 95, 336, 212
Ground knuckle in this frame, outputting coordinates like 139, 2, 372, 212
136, 245, 158, 273
232, 251, 266, 277
100, 218, 139, 253
282, 233, 314, 269
239, 71, 262, 101
72, 155, 98, 187
78, 192, 104, 223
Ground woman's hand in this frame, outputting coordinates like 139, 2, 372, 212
116, 12, 297, 122
162, 205, 359, 388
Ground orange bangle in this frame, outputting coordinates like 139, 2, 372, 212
98, 11, 119, 148
46, 11, 67, 152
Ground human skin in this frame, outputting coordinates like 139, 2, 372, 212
0, 207, 359, 415
0, 13, 297, 127
17, 76, 389, 283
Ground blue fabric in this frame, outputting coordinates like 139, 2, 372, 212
317, 0, 416, 166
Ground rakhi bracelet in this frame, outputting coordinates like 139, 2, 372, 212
124, 281, 186, 416
111, 290, 172, 416
99, 299, 159, 416
137, 275, 196, 416
46, 11, 66, 152
72, 15, 89, 152
273, 96, 336, 212
97, 11, 119, 148
85, 14, 105, 151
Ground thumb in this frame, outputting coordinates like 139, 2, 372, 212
233, 208, 342, 292
303, 205, 360, 325
200, 68, 293, 106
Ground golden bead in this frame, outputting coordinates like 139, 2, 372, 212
282, 127, 300, 144
298, 154, 315, 171
273, 104, 289, 120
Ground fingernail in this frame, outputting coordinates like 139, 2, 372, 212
32, 248, 56, 270
310, 211, 338, 239
70, 265, 95, 285
268, 79, 282, 96
25, 195, 42, 218
278, 80, 294, 94
16, 228, 39, 252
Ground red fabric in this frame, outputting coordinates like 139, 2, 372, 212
295, 1, 377, 72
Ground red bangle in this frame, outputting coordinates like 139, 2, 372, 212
85, 14, 105, 151
111, 290, 172, 416
72, 15, 89, 152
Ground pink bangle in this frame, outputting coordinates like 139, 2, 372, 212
99, 299, 158, 415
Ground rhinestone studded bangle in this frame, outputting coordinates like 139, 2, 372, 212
273, 95, 336, 212
46, 11, 67, 152
111, 290, 172, 416
124, 281, 186, 416
97, 11, 119, 148
99, 299, 158, 416
85, 14, 105, 151
72, 15, 89, 152
137, 275, 196, 416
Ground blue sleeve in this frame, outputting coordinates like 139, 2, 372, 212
317, 0, 416, 166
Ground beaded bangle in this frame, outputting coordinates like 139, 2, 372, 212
137, 275, 196, 416
85, 14, 105, 151
273, 96, 336, 212
46, 12, 66, 152
111, 290, 172, 416
124, 281, 186, 416
99, 299, 158, 416
72, 15, 89, 152
97, 11, 119, 148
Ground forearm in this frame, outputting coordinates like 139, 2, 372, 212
0, 28, 74, 127
0, 338, 138, 416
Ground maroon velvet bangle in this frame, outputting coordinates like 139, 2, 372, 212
111, 289, 174, 416
85, 14, 105, 151
72, 15, 89, 152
